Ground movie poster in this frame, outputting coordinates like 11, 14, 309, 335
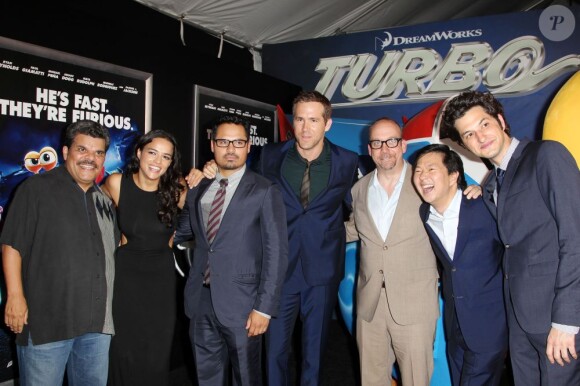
0, 36, 151, 381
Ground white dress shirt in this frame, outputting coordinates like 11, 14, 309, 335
426, 189, 462, 260
367, 162, 407, 241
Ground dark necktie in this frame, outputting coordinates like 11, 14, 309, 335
496, 168, 505, 193
204, 178, 228, 285
300, 161, 311, 208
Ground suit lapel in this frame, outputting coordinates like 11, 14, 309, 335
212, 170, 254, 243
385, 163, 415, 245
497, 140, 528, 219
482, 171, 497, 220
194, 179, 213, 245
453, 195, 470, 260
421, 204, 452, 263
276, 140, 303, 210
358, 172, 385, 243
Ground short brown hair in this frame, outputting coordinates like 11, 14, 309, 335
292, 91, 332, 122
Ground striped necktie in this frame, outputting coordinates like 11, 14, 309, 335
204, 178, 228, 285
496, 168, 505, 193
300, 161, 311, 208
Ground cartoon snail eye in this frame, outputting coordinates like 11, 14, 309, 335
24, 151, 42, 173
39, 147, 58, 170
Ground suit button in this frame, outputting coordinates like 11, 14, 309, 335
505, 244, 510, 249
379, 270, 383, 274
209, 249, 214, 253
504, 274, 509, 280
382, 246, 388, 250
451, 267, 456, 272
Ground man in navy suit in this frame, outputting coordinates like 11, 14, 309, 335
259, 91, 359, 385
442, 91, 580, 385
413, 144, 507, 385
176, 115, 288, 386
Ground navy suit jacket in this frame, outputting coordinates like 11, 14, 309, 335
420, 195, 507, 352
175, 169, 288, 328
482, 139, 580, 334
258, 139, 358, 286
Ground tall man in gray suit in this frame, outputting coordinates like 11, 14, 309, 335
175, 115, 288, 386
442, 91, 580, 385
345, 118, 440, 385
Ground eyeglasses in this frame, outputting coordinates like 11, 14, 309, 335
213, 139, 248, 148
368, 138, 402, 149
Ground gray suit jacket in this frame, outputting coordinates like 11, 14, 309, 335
176, 169, 289, 328
483, 139, 580, 333
346, 163, 439, 325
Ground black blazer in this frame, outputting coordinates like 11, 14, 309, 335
421, 195, 507, 352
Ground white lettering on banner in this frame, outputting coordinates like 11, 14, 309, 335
314, 36, 580, 105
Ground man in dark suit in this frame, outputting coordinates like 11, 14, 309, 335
413, 144, 507, 385
441, 91, 580, 385
176, 115, 288, 386
259, 91, 359, 385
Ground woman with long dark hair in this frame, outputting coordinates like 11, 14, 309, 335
103, 130, 185, 385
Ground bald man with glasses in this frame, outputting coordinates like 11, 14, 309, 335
345, 117, 440, 386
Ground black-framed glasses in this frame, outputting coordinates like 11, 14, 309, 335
368, 138, 402, 149
213, 139, 248, 148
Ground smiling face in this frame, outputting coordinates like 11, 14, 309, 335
137, 137, 174, 182
413, 151, 459, 214
454, 105, 511, 165
62, 133, 107, 191
211, 122, 250, 176
368, 119, 407, 173
293, 101, 332, 161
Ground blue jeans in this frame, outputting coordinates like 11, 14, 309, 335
17, 333, 111, 386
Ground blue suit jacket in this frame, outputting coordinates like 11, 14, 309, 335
420, 195, 507, 352
258, 139, 358, 286
482, 139, 580, 334
175, 169, 288, 327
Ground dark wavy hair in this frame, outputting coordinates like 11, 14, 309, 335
412, 144, 467, 190
441, 91, 511, 146
126, 130, 183, 227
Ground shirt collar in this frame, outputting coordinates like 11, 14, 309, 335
371, 161, 407, 189
430, 188, 462, 219
216, 164, 246, 185
497, 137, 520, 170
291, 138, 330, 165
57, 165, 97, 193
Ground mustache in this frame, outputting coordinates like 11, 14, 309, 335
77, 160, 98, 168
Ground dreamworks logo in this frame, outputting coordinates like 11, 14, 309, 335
375, 29, 483, 50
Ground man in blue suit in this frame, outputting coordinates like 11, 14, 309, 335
176, 115, 288, 386
442, 91, 580, 385
259, 91, 359, 385
413, 144, 507, 385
